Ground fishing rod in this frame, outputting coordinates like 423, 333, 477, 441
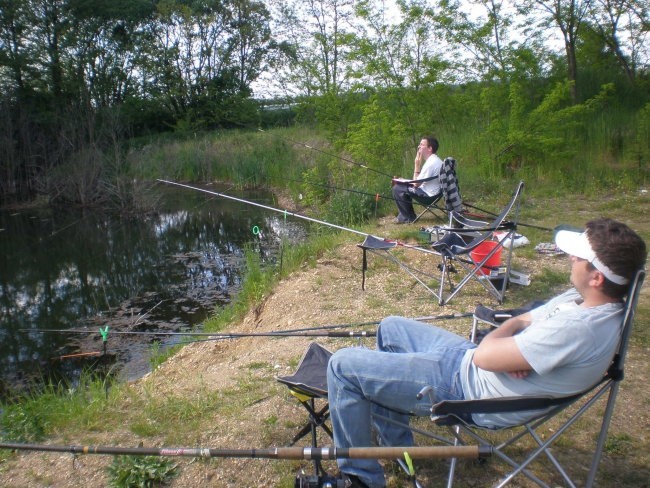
156, 180, 441, 256
38, 329, 375, 339
256, 128, 394, 179
248, 125, 553, 234
0, 441, 491, 461
285, 176, 395, 202
27, 313, 474, 339
457, 201, 553, 232
281, 163, 550, 232
33, 313, 474, 361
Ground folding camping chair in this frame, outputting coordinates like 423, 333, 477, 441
410, 268, 646, 488
429, 180, 525, 305
282, 269, 644, 486
359, 181, 525, 306
412, 157, 463, 224
276, 342, 333, 477
358, 234, 446, 302
411, 191, 445, 223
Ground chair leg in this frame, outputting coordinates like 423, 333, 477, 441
288, 398, 332, 476
585, 383, 620, 487
446, 426, 461, 488
412, 207, 428, 223
307, 398, 325, 476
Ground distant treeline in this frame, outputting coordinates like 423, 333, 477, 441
1, 0, 648, 206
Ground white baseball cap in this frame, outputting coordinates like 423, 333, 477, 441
555, 229, 629, 285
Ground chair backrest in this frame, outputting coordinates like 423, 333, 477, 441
607, 268, 645, 381
435, 181, 524, 256
440, 157, 463, 213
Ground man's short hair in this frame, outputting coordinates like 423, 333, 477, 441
586, 218, 646, 298
424, 137, 439, 154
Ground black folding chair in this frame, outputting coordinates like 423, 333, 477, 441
276, 342, 333, 477
282, 269, 645, 486
411, 157, 463, 224
359, 181, 525, 305
429, 181, 525, 305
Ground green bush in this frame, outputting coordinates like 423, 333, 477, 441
0, 403, 46, 442
107, 455, 178, 488
324, 190, 377, 226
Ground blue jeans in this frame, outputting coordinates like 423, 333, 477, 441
327, 316, 476, 488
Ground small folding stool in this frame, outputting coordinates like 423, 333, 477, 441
277, 342, 334, 477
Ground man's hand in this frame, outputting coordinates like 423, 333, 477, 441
508, 370, 531, 379
414, 151, 422, 169
472, 313, 533, 374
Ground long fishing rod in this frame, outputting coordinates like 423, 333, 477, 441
27, 313, 474, 339
285, 176, 395, 202
281, 162, 551, 232
458, 201, 553, 232
256, 128, 394, 179
156, 180, 441, 256
287, 173, 553, 232
0, 441, 490, 461
35, 329, 375, 338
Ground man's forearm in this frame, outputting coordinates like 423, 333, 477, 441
483, 313, 532, 340
472, 313, 533, 373
413, 154, 422, 179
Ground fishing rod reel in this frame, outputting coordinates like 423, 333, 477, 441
294, 471, 347, 488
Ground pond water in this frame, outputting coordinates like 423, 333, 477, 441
0, 183, 308, 397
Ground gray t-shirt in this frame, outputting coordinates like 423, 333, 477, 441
460, 289, 623, 428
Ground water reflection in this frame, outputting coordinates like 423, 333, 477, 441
0, 184, 307, 395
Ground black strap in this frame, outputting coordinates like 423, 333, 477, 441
361, 249, 367, 290
432, 385, 603, 418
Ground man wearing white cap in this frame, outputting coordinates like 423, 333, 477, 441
328, 218, 646, 488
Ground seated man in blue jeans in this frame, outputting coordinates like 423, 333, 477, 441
327, 218, 646, 488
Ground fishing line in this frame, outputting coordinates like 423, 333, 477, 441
157, 179, 441, 257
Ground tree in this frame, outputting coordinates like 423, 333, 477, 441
264, 0, 358, 97
65, 0, 155, 108
519, 0, 594, 104
0, 0, 31, 92
142, 0, 272, 129
230, 0, 272, 90
591, 0, 649, 84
